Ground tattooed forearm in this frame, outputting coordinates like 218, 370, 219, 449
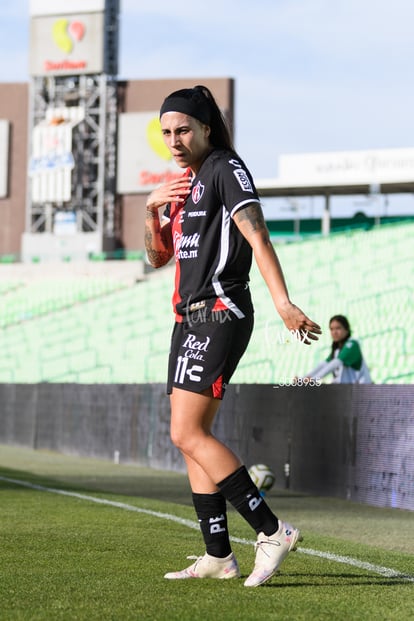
146, 246, 172, 268
145, 209, 159, 221
160, 226, 173, 254
144, 217, 173, 268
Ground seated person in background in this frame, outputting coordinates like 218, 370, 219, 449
302, 315, 372, 384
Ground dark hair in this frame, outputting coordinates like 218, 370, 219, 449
160, 85, 234, 151
329, 314, 351, 357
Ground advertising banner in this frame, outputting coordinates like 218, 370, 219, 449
29, 110, 84, 203
30, 12, 105, 76
0, 120, 9, 198
279, 148, 414, 185
117, 112, 182, 194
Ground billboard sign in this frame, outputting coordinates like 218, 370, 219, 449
29, 1, 118, 75
30, 12, 105, 76
278, 148, 414, 185
0, 120, 9, 198
117, 112, 182, 194
29, 110, 84, 203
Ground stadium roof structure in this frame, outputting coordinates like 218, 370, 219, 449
254, 147, 414, 233
255, 177, 414, 198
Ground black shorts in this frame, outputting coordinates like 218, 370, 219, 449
167, 309, 254, 399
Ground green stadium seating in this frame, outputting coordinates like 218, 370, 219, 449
0, 221, 413, 385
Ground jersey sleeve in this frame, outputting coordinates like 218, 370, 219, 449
338, 339, 363, 369
213, 153, 261, 217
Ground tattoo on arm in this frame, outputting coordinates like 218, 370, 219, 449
236, 204, 269, 236
160, 226, 173, 255
144, 220, 173, 268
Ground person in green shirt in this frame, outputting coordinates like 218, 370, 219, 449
303, 315, 372, 384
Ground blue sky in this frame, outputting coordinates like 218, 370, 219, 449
2, 1, 414, 215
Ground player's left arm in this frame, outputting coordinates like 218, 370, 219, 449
233, 202, 321, 342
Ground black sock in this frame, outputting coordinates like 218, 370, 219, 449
217, 466, 279, 536
192, 492, 232, 558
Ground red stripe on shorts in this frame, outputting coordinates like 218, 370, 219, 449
212, 375, 223, 399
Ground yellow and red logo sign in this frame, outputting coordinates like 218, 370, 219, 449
138, 117, 183, 187
146, 117, 171, 162
52, 18, 85, 54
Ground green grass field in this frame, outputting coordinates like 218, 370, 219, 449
1, 444, 413, 621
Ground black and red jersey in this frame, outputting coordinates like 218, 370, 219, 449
164, 149, 261, 322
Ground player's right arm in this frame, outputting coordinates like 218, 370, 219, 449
144, 178, 190, 268
145, 207, 173, 268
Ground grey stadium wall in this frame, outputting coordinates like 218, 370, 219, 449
0, 383, 413, 511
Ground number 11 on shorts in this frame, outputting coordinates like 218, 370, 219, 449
174, 355, 203, 384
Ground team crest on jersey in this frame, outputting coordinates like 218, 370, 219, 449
233, 168, 253, 192
192, 180, 205, 204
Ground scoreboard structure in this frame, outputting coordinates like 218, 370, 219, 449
23, 0, 120, 262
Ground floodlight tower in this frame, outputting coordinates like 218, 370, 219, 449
23, 0, 120, 262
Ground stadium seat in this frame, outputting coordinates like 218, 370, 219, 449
2, 221, 413, 384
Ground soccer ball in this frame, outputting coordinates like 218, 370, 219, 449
248, 464, 275, 492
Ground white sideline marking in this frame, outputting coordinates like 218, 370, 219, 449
1, 475, 413, 583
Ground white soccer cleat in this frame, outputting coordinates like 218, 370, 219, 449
244, 521, 302, 587
164, 552, 240, 580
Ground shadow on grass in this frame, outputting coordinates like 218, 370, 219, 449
0, 465, 195, 505
0, 463, 305, 506
250, 572, 414, 588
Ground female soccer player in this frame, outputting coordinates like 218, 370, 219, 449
144, 85, 321, 587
